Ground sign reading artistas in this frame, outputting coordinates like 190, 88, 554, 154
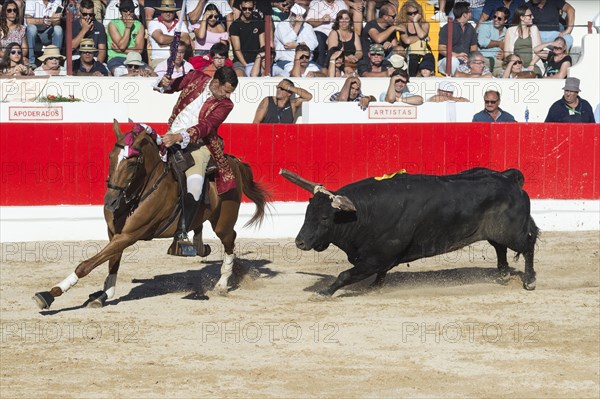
368, 106, 417, 119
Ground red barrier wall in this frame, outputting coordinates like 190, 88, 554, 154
1, 122, 598, 206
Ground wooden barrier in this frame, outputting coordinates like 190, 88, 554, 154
1, 122, 598, 206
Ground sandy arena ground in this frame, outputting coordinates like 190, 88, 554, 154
1, 231, 599, 398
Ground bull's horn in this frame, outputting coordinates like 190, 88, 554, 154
280, 168, 320, 193
112, 119, 124, 141
281, 169, 357, 212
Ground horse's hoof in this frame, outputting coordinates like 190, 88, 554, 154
213, 285, 230, 296
524, 280, 536, 291
33, 291, 54, 310
197, 244, 211, 257
87, 291, 107, 308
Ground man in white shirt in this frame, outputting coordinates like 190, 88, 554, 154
148, 0, 191, 67
305, 0, 348, 67
285, 43, 323, 77
153, 42, 195, 81
25, 0, 64, 65
274, 4, 318, 69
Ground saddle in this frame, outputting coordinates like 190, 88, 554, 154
168, 148, 218, 193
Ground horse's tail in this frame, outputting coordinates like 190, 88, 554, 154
237, 160, 271, 228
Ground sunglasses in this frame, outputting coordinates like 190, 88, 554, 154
407, 11, 419, 16
206, 14, 217, 19
493, 15, 505, 20
512, 60, 523, 64
81, 12, 95, 17
6, 8, 18, 13
241, 6, 253, 11
45, 57, 60, 61
553, 46, 564, 50
298, 54, 310, 60
523, 13, 533, 17
127, 64, 141, 69
80, 50, 96, 54
120, 8, 134, 13
10, 49, 22, 55
386, 14, 397, 18
485, 100, 498, 104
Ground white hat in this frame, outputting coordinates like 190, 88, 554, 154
124, 52, 144, 66
290, 4, 306, 16
389, 54, 407, 70
439, 81, 455, 92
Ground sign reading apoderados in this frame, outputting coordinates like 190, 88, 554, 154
9, 106, 63, 121
368, 106, 417, 119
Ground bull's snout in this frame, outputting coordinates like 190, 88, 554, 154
295, 237, 308, 250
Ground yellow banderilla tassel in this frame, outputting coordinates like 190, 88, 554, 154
374, 169, 407, 181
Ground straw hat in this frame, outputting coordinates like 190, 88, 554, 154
79, 39, 98, 52
290, 4, 306, 15
38, 45, 65, 61
154, 0, 180, 12
389, 54, 407, 70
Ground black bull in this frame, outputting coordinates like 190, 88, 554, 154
280, 167, 539, 296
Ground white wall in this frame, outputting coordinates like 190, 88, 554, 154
1, 200, 598, 243
1, 34, 598, 125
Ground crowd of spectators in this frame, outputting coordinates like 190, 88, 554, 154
0, 0, 586, 79
0, 0, 595, 123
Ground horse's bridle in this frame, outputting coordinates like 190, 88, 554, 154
106, 142, 145, 206
106, 139, 171, 210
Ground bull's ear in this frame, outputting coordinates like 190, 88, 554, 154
113, 119, 124, 142
280, 168, 320, 194
331, 195, 356, 212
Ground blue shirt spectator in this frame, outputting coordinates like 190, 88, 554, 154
473, 89, 516, 122
473, 109, 516, 121
477, 6, 509, 65
479, 0, 526, 25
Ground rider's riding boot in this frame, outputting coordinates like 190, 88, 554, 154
168, 193, 200, 256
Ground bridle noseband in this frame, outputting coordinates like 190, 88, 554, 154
106, 142, 145, 206
106, 135, 170, 211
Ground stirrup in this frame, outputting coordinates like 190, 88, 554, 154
167, 234, 197, 257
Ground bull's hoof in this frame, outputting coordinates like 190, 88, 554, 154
497, 272, 511, 285
309, 292, 333, 302
524, 279, 537, 291
86, 291, 107, 308
33, 291, 54, 310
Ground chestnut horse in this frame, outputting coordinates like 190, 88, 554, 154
33, 121, 270, 309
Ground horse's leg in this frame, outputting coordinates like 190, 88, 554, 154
33, 234, 137, 309
86, 252, 122, 308
212, 197, 240, 292
192, 223, 211, 257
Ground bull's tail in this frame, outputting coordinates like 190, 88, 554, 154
237, 160, 272, 228
501, 168, 525, 188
